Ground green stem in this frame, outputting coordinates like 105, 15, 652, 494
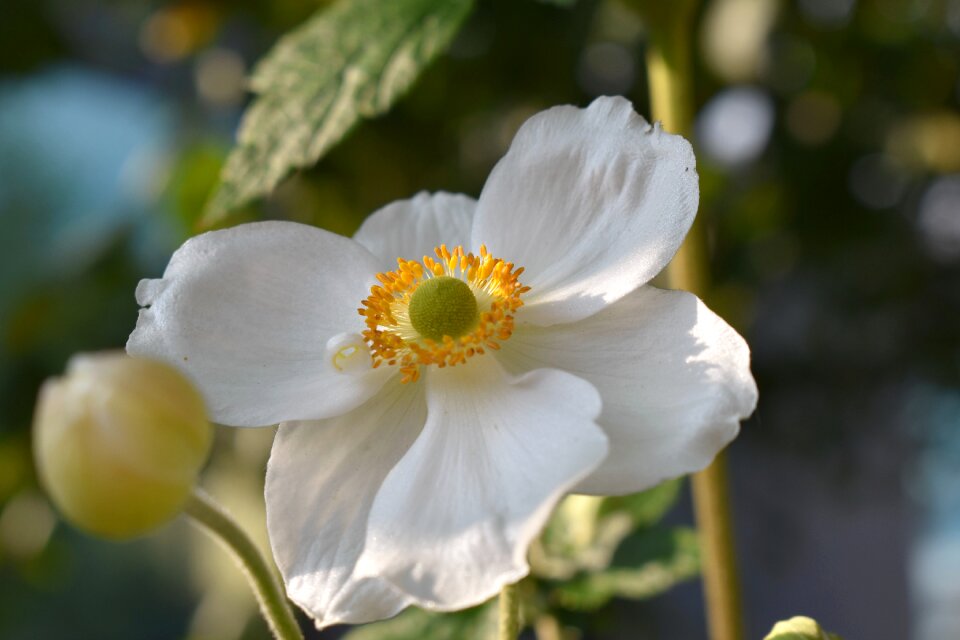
498, 582, 520, 640
641, 3, 745, 640
691, 456, 743, 640
644, 5, 696, 137
183, 489, 304, 640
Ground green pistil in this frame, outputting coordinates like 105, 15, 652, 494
408, 276, 479, 342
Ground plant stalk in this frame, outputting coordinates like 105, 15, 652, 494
498, 582, 520, 640
643, 2, 745, 640
184, 489, 304, 640
690, 454, 743, 640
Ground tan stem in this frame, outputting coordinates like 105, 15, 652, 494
498, 582, 520, 640
690, 453, 744, 640
642, 2, 745, 639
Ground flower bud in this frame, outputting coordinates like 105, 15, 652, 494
33, 352, 212, 539
764, 616, 842, 640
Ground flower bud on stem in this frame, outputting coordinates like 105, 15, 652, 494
33, 353, 302, 640
33, 353, 213, 539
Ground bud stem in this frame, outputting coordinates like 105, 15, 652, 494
184, 489, 303, 640
498, 581, 520, 639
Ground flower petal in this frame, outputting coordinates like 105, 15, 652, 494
265, 379, 426, 628
472, 96, 699, 325
354, 355, 608, 609
127, 221, 390, 427
497, 286, 757, 495
353, 191, 475, 268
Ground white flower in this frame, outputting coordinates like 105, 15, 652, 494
127, 96, 757, 628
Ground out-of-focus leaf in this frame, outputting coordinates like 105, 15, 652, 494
532, 495, 617, 579
764, 616, 843, 640
531, 481, 684, 580
599, 477, 683, 527
538, 0, 577, 6
538, 495, 604, 558
550, 527, 699, 611
204, 0, 473, 225
343, 601, 496, 640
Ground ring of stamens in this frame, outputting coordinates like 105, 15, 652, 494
358, 244, 528, 383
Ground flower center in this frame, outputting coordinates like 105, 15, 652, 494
408, 276, 479, 342
358, 244, 528, 383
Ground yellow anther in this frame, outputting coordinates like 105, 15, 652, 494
357, 243, 527, 383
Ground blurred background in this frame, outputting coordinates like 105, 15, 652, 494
1, 0, 958, 638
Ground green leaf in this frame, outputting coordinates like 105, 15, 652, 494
343, 601, 496, 640
598, 477, 683, 528
550, 527, 700, 612
537, 495, 605, 559
204, 0, 474, 225
764, 616, 844, 640
531, 481, 684, 580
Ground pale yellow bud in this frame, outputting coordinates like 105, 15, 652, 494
33, 352, 212, 540
764, 616, 843, 640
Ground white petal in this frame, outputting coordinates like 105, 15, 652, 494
472, 96, 699, 325
265, 378, 426, 628
127, 221, 391, 427
353, 191, 476, 268
355, 356, 608, 609
497, 286, 757, 495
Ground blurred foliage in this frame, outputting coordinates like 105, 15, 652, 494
547, 526, 699, 612
0, 0, 958, 637
205, 0, 474, 223
343, 601, 497, 640
533, 481, 682, 580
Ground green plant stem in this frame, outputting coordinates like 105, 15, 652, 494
183, 489, 304, 640
644, 0, 708, 297
690, 452, 743, 640
642, 3, 745, 640
498, 582, 520, 640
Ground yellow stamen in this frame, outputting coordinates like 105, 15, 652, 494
358, 244, 526, 383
